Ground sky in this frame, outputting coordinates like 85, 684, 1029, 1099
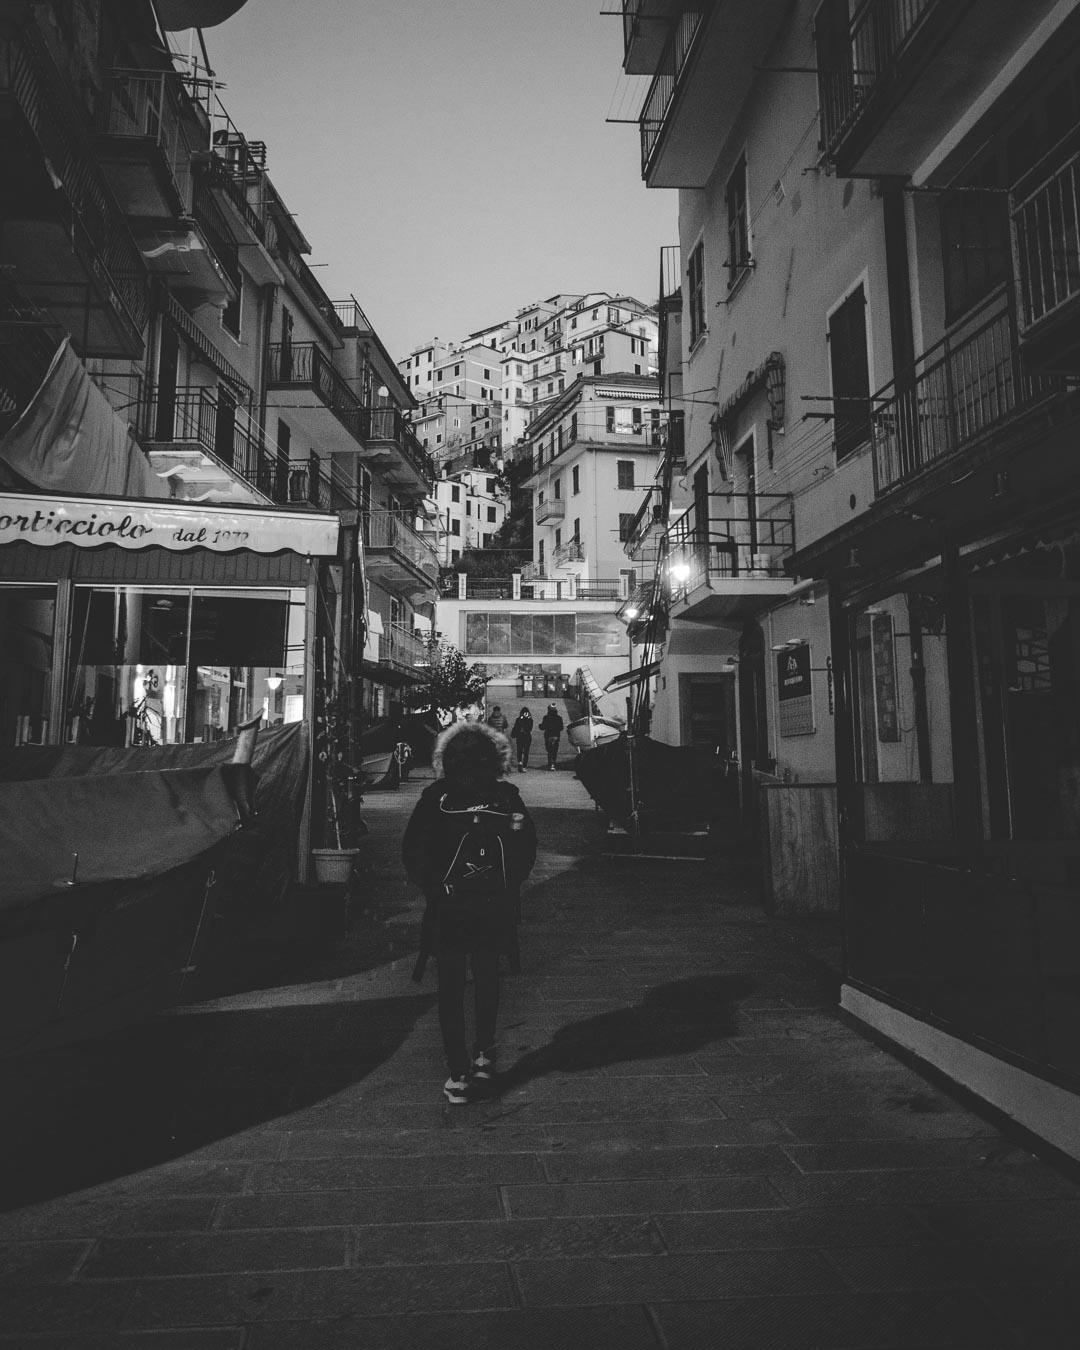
188, 0, 676, 361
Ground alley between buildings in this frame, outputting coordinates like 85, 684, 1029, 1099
1, 767, 1078, 1348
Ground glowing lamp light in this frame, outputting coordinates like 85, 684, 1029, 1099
266, 675, 283, 691
623, 606, 639, 621
670, 561, 691, 584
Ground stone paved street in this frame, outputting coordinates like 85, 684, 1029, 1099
1, 766, 1078, 1348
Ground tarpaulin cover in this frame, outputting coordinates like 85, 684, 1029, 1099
0, 339, 167, 501
0, 723, 309, 928
576, 735, 733, 831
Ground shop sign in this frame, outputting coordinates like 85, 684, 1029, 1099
777, 641, 815, 737
0, 493, 338, 556
871, 612, 900, 742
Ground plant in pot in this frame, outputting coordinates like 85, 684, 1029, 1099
311, 675, 366, 886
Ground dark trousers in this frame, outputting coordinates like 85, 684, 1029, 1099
544, 735, 560, 767
436, 951, 500, 1078
514, 735, 531, 766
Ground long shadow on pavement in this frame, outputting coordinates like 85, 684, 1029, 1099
493, 973, 757, 1094
0, 991, 434, 1211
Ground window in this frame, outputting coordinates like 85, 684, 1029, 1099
555, 528, 562, 549
1, 586, 55, 744
553, 476, 561, 499
454, 364, 461, 376
688, 239, 706, 345
828, 283, 871, 462
726, 154, 750, 284
451, 485, 460, 502
483, 368, 491, 380
487, 506, 497, 522
593, 361, 602, 376
538, 539, 545, 570
486, 478, 496, 493
940, 168, 1010, 323
573, 517, 580, 540
618, 513, 635, 542
572, 465, 580, 494
617, 460, 635, 489
221, 273, 242, 339
632, 407, 642, 432
466, 500, 472, 516
451, 519, 461, 535
570, 413, 577, 442
437, 370, 443, 382
606, 407, 615, 433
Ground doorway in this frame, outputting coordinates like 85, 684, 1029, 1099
680, 672, 736, 756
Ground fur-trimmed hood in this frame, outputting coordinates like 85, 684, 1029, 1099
432, 719, 514, 782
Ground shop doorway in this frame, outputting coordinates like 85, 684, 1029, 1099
679, 672, 736, 756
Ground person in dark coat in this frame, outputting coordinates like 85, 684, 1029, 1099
402, 720, 537, 1103
510, 705, 533, 770
485, 704, 509, 734
539, 702, 564, 770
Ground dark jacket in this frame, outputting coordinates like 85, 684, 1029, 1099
486, 709, 509, 733
403, 776, 537, 977
511, 710, 533, 743
539, 709, 564, 740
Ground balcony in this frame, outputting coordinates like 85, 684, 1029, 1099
267, 341, 366, 457
363, 510, 439, 597
1012, 131, 1080, 373
96, 69, 199, 219
362, 405, 436, 492
285, 452, 358, 513
553, 537, 586, 567
0, 21, 148, 356
870, 286, 1076, 496
817, 0, 1055, 180
131, 174, 239, 307
382, 622, 430, 678
535, 496, 566, 524
666, 493, 795, 622
142, 384, 286, 505
638, 1, 791, 188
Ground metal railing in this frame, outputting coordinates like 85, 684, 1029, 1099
438, 574, 626, 601
384, 622, 430, 674
286, 451, 357, 511
640, 9, 705, 177
870, 286, 1075, 495
279, 248, 344, 336
667, 493, 795, 599
205, 151, 267, 244
333, 298, 375, 332
819, 0, 938, 158
0, 23, 149, 342
553, 537, 585, 566
99, 69, 196, 211
268, 340, 362, 433
362, 405, 436, 488
165, 294, 250, 396
143, 384, 286, 501
363, 510, 439, 581
1012, 134, 1080, 340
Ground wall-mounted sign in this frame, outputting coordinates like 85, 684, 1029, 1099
0, 493, 339, 556
777, 641, 815, 737
871, 611, 900, 742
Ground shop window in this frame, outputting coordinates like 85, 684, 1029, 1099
0, 586, 56, 745
66, 587, 305, 745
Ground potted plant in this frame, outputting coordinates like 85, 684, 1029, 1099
311, 672, 365, 886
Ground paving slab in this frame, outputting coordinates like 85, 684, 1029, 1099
1, 765, 1076, 1348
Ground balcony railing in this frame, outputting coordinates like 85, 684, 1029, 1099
535, 496, 566, 524
553, 537, 585, 566
819, 0, 938, 160
99, 69, 196, 211
870, 286, 1076, 495
639, 9, 705, 178
438, 574, 626, 601
143, 384, 287, 502
0, 22, 149, 344
191, 175, 240, 292
285, 451, 357, 512
268, 340, 362, 436
333, 298, 374, 332
278, 247, 344, 336
1012, 134, 1080, 345
383, 622, 430, 674
205, 150, 267, 244
364, 510, 439, 582
363, 405, 436, 489
667, 493, 795, 599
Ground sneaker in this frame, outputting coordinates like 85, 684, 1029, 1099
443, 1075, 470, 1104
471, 1050, 497, 1081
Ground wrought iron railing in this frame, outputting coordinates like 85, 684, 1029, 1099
268, 341, 363, 439
143, 384, 285, 501
165, 294, 249, 395
639, 9, 705, 177
333, 298, 374, 332
279, 248, 343, 336
666, 493, 795, 599
363, 510, 439, 581
99, 69, 196, 211
191, 175, 240, 292
869, 286, 1075, 495
1012, 134, 1080, 340
0, 23, 149, 342
286, 451, 357, 512
553, 537, 585, 566
819, 0, 938, 159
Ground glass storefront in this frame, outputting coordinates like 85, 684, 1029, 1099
66, 586, 307, 746
0, 587, 56, 746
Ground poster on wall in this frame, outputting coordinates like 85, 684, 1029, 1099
871, 612, 901, 742
777, 641, 815, 737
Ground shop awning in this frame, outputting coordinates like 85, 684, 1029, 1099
604, 659, 661, 693
0, 490, 339, 556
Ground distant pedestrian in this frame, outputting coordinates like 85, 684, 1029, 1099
402, 721, 537, 1104
485, 704, 509, 734
511, 706, 533, 771
539, 702, 564, 770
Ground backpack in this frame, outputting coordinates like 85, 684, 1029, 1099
437, 794, 514, 904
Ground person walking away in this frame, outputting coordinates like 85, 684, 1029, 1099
511, 705, 533, 771
403, 721, 537, 1103
539, 702, 564, 770
485, 704, 509, 734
